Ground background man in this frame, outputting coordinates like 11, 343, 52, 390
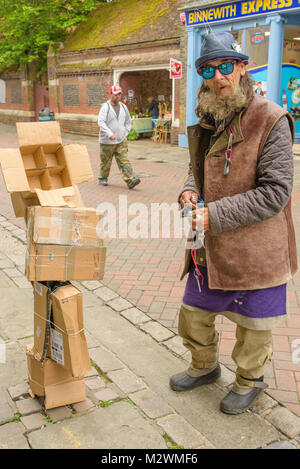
170, 32, 297, 414
98, 85, 140, 189
147, 96, 159, 129
147, 96, 159, 118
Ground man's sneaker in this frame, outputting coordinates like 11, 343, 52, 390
99, 179, 108, 186
128, 177, 141, 189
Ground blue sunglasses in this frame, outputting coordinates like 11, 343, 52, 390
197, 61, 236, 79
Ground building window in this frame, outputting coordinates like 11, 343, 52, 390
87, 84, 105, 107
11, 84, 22, 104
63, 85, 79, 106
246, 26, 270, 68
0, 79, 6, 103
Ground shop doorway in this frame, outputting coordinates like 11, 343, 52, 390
119, 69, 172, 118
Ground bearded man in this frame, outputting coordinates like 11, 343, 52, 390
170, 32, 298, 414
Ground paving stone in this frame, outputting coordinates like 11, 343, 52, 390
81, 281, 102, 290
163, 335, 188, 356
85, 377, 106, 391
3, 268, 23, 277
0, 422, 30, 449
129, 389, 173, 419
0, 259, 14, 269
85, 330, 100, 349
0, 388, 14, 424
107, 369, 146, 394
28, 401, 167, 449
85, 367, 99, 378
94, 286, 118, 302
11, 277, 32, 288
94, 388, 119, 402
1, 222, 14, 229
14, 233, 26, 243
140, 321, 174, 342
46, 406, 73, 421
72, 399, 95, 413
262, 440, 297, 449
16, 398, 42, 415
107, 297, 133, 312
8, 382, 30, 401
157, 414, 206, 449
266, 406, 300, 438
89, 346, 124, 373
250, 393, 278, 415
20, 413, 46, 432
120, 307, 151, 325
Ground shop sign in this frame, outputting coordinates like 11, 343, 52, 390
170, 58, 182, 79
251, 33, 265, 44
185, 0, 299, 26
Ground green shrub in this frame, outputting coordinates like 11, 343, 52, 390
127, 129, 139, 141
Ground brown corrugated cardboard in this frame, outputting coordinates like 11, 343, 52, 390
51, 284, 91, 378
33, 281, 91, 378
26, 244, 106, 281
17, 121, 62, 149
0, 148, 30, 192
34, 185, 84, 209
26, 344, 86, 410
11, 192, 40, 218
33, 281, 51, 359
27, 206, 101, 247
0, 122, 93, 204
11, 185, 84, 218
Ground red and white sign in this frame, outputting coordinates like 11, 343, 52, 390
170, 58, 182, 79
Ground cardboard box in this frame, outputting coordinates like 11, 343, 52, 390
26, 243, 106, 281
33, 281, 91, 378
27, 206, 101, 247
11, 185, 84, 218
0, 122, 93, 215
26, 344, 86, 410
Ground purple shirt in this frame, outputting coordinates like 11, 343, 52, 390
183, 265, 287, 319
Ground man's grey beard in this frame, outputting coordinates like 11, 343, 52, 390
196, 74, 253, 121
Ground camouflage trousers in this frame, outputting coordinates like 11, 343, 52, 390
99, 140, 134, 184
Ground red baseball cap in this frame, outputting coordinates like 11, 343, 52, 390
110, 85, 122, 95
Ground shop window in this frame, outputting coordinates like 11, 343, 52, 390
246, 27, 270, 68
282, 26, 300, 128
0, 79, 6, 103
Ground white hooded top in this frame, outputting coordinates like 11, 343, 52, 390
98, 101, 131, 145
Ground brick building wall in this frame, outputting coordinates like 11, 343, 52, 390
49, 39, 183, 138
48, 0, 186, 143
0, 67, 35, 124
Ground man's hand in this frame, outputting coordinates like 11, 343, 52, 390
109, 135, 116, 141
179, 190, 198, 209
192, 207, 210, 231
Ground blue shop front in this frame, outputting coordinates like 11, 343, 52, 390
179, 0, 300, 147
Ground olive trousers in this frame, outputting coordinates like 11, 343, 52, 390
179, 304, 273, 388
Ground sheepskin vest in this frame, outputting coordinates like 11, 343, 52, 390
183, 93, 297, 290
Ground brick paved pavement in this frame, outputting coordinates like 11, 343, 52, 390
0, 123, 300, 416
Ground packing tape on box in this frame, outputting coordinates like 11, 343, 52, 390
26, 244, 106, 281
32, 214, 102, 245
34, 311, 84, 337
28, 372, 80, 389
